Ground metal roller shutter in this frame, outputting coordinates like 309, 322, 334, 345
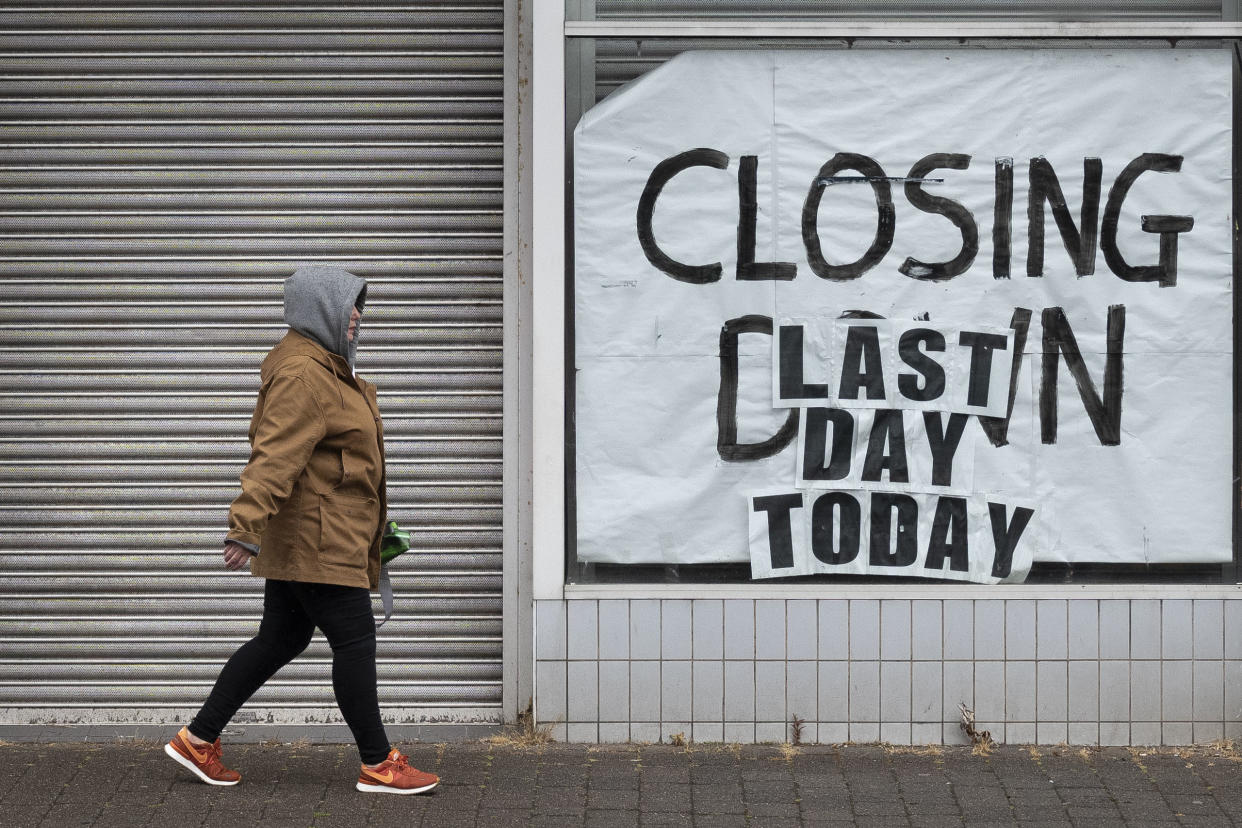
0, 2, 504, 726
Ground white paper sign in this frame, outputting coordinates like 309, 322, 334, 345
574, 49, 1233, 580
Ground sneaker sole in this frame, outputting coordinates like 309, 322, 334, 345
164, 742, 240, 787
355, 780, 438, 795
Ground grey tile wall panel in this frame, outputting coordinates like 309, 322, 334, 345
1099, 600, 1130, 659
880, 661, 911, 721
1192, 600, 1224, 660
880, 600, 911, 660
1068, 661, 1099, 721
1132, 721, 1161, 745
755, 600, 786, 660
1191, 659, 1223, 722
567, 601, 599, 660
1161, 599, 1193, 659
975, 600, 1005, 660
786, 601, 818, 660
567, 661, 599, 721
692, 600, 724, 660
1035, 661, 1067, 721
1069, 722, 1099, 745
973, 662, 1005, 721
786, 660, 817, 724
661, 661, 692, 721
1226, 602, 1242, 659
537, 600, 567, 660
1036, 722, 1068, 745
692, 661, 723, 722
724, 600, 754, 660
537, 660, 567, 721
1161, 722, 1191, 745
849, 600, 880, 661
1130, 661, 1161, 720
1131, 600, 1162, 659
1005, 600, 1036, 659
599, 723, 629, 743
567, 722, 598, 743
754, 660, 786, 721
1161, 660, 1192, 722
943, 661, 973, 723
1036, 600, 1067, 659
911, 661, 942, 722
724, 661, 756, 721
630, 661, 661, 721
912, 600, 943, 660
662, 600, 693, 660
818, 662, 849, 723
1099, 661, 1130, 721
599, 661, 630, 723
818, 600, 849, 660
1225, 661, 1242, 725
631, 600, 662, 660
755, 722, 787, 743
693, 722, 724, 743
944, 600, 974, 660
849, 661, 880, 722
598, 600, 630, 660
1005, 661, 1036, 721
1068, 600, 1099, 659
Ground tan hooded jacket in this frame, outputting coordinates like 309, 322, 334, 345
226, 268, 387, 590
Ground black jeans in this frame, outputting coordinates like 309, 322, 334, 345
189, 578, 391, 764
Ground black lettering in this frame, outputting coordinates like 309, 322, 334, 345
898, 153, 978, 281
988, 502, 1035, 579
753, 494, 803, 570
897, 328, 946, 402
1027, 157, 1102, 277
802, 408, 854, 481
718, 315, 799, 461
802, 153, 895, 281
1140, 214, 1195, 288
862, 409, 909, 484
869, 492, 919, 567
958, 330, 1009, 408
737, 155, 797, 281
923, 412, 970, 487
925, 496, 969, 573
1100, 153, 1186, 287
810, 491, 862, 565
637, 148, 729, 284
838, 325, 886, 401
993, 157, 1013, 279
1039, 305, 1125, 446
778, 324, 827, 401
977, 307, 1033, 448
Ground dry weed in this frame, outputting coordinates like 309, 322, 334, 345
486, 701, 556, 748
958, 703, 995, 756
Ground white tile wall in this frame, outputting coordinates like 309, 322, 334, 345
535, 597, 1242, 746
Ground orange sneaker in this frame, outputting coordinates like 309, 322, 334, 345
356, 748, 438, 795
164, 727, 241, 786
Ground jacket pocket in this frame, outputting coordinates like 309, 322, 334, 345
318, 491, 379, 569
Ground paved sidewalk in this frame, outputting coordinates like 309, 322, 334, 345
0, 739, 1239, 827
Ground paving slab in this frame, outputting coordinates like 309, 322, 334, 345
0, 740, 1238, 826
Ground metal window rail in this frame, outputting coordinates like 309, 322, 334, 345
565, 20, 1242, 38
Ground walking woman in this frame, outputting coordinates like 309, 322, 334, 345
165, 266, 438, 795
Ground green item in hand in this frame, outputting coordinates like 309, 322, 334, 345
380, 520, 411, 564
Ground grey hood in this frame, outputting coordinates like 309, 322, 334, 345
283, 266, 368, 368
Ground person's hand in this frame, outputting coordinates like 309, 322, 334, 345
223, 541, 254, 571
